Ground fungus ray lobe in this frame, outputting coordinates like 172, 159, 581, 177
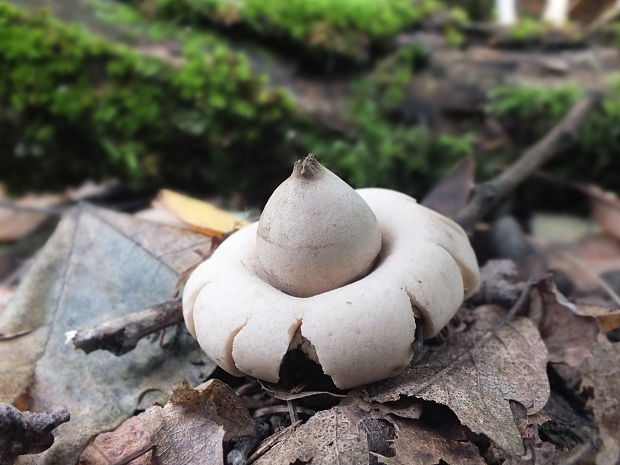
232, 310, 302, 382
300, 282, 416, 390
358, 188, 480, 298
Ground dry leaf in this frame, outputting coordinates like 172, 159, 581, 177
251, 398, 486, 465
252, 406, 369, 465
0, 193, 60, 243
146, 409, 225, 465
375, 416, 484, 465
153, 189, 249, 236
489, 216, 548, 281
579, 335, 620, 465
79, 379, 253, 465
142, 379, 253, 465
0, 205, 216, 465
548, 234, 620, 294
531, 275, 620, 344
354, 398, 485, 465
470, 259, 519, 306
570, 301, 620, 333
530, 277, 599, 367
364, 306, 550, 456
355, 397, 424, 422
167, 379, 254, 441
0, 181, 115, 243
576, 183, 620, 241
421, 158, 474, 219
135, 207, 189, 230
77, 416, 153, 465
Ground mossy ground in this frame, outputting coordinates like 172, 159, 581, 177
0, 2, 297, 200
122, 0, 446, 64
1, 1, 620, 206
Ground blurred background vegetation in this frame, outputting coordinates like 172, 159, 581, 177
2, 0, 620, 208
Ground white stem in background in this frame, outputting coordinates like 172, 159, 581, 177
496, 0, 517, 26
543, 0, 570, 27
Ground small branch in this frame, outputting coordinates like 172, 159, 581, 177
287, 400, 300, 424
0, 329, 34, 341
543, 0, 570, 27
456, 91, 601, 233
69, 253, 209, 357
112, 443, 155, 465
70, 298, 183, 355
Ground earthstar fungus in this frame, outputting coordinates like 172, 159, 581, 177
183, 155, 480, 389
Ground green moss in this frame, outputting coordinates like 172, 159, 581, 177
0, 2, 297, 199
444, 0, 492, 21
507, 18, 549, 41
487, 77, 620, 190
487, 84, 582, 131
0, 3, 483, 201
601, 21, 620, 49
125, 0, 446, 63
494, 18, 584, 48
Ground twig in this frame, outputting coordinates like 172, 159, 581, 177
287, 400, 299, 424
111, 443, 155, 465
586, 3, 620, 32
0, 328, 34, 341
493, 278, 534, 331
253, 405, 314, 418
456, 91, 601, 233
69, 237, 218, 356
70, 298, 183, 355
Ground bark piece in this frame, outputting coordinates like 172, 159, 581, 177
0, 404, 69, 465
71, 298, 183, 356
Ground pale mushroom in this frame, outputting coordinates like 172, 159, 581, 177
542, 0, 570, 27
495, 0, 517, 27
183, 156, 480, 389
